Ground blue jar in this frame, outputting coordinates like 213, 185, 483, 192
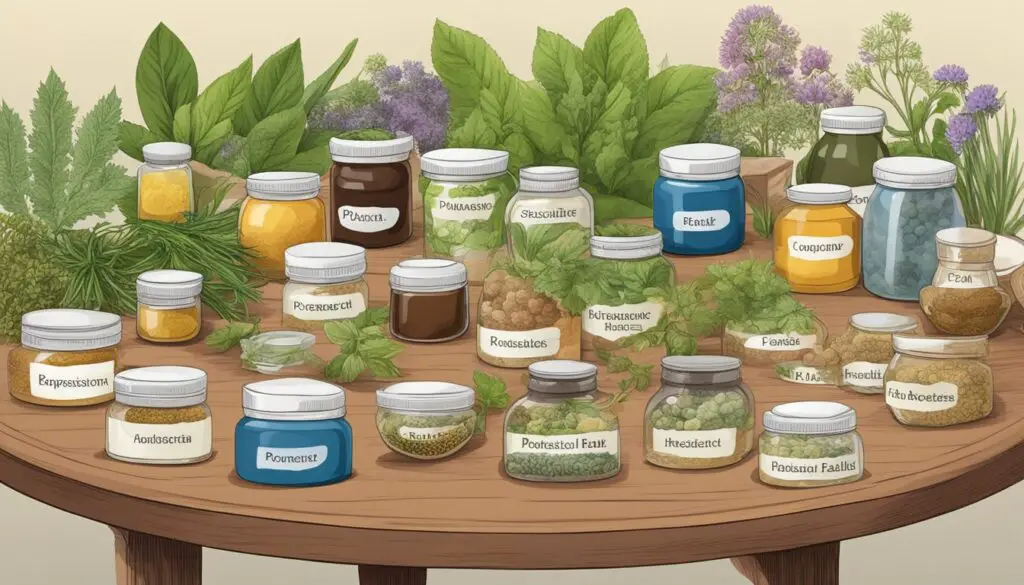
862, 157, 965, 301
653, 144, 746, 256
234, 377, 353, 487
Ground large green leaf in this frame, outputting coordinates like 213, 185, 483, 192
27, 70, 76, 230
633, 65, 717, 158
582, 8, 649, 94
593, 193, 652, 222
66, 89, 125, 214
0, 102, 30, 214
135, 23, 198, 140
118, 121, 160, 161
301, 39, 358, 114
519, 85, 569, 159
242, 107, 307, 173
234, 40, 304, 136
285, 145, 332, 175
190, 56, 252, 164
172, 103, 192, 143
432, 19, 518, 129
532, 28, 586, 96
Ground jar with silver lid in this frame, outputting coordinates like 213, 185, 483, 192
759, 401, 864, 488
136, 269, 204, 343
283, 242, 369, 331
389, 258, 469, 343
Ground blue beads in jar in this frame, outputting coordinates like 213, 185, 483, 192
234, 378, 353, 487
862, 157, 965, 301
653, 144, 746, 256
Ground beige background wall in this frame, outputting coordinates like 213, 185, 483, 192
1, 0, 1021, 583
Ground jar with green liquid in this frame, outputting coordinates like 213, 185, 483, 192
805, 106, 890, 217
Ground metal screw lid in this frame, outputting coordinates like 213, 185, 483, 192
114, 366, 207, 408
519, 166, 580, 193
763, 401, 857, 435
20, 309, 122, 351
243, 377, 346, 421
787, 183, 854, 205
329, 135, 415, 164
143, 142, 192, 164
245, 171, 321, 201
658, 144, 741, 181
285, 242, 366, 283
376, 381, 476, 412
873, 157, 957, 190
820, 106, 886, 135
420, 148, 510, 180
389, 258, 468, 292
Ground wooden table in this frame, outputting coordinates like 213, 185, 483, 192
2, 223, 1023, 585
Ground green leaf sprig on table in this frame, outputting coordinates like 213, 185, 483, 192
701, 258, 816, 335
324, 307, 405, 383
471, 371, 510, 434
500, 222, 593, 315
206, 320, 261, 352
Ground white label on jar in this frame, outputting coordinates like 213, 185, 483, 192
849, 184, 875, 216
398, 425, 460, 441
510, 197, 591, 228
338, 206, 400, 233
285, 292, 366, 321
29, 361, 115, 401
652, 428, 737, 459
743, 332, 817, 351
788, 235, 855, 261
505, 431, 619, 456
434, 193, 496, 221
885, 381, 959, 412
843, 361, 887, 388
478, 326, 560, 359
106, 418, 212, 461
256, 445, 329, 471
672, 210, 731, 232
760, 453, 861, 482
939, 269, 996, 289
583, 302, 663, 342
780, 366, 830, 385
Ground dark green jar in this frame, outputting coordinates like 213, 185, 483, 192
805, 106, 890, 217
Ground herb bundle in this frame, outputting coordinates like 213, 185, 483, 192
324, 307, 405, 383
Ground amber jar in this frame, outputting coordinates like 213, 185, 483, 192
329, 136, 415, 248
239, 172, 326, 281
389, 258, 469, 343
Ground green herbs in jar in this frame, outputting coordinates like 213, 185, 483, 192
758, 401, 864, 488
375, 381, 478, 460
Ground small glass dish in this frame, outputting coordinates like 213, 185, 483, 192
240, 331, 323, 376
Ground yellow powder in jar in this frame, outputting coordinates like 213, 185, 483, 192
139, 169, 192, 222
137, 304, 201, 343
124, 405, 209, 424
7, 345, 120, 406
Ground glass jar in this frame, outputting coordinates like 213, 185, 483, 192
8, 309, 122, 407
329, 135, 415, 248
239, 172, 326, 281
759, 401, 864, 488
644, 356, 754, 470
653, 144, 746, 256
235, 378, 352, 486
863, 157, 966, 300
885, 334, 993, 427
828, 312, 920, 395
919, 227, 1013, 336
375, 381, 477, 460
774, 183, 861, 293
504, 360, 620, 482
137, 142, 194, 222
389, 258, 469, 343
106, 366, 212, 465
283, 242, 369, 332
506, 166, 594, 261
722, 318, 828, 367
420, 148, 514, 283
804, 106, 890, 216
583, 230, 675, 350
240, 331, 322, 376
136, 270, 203, 343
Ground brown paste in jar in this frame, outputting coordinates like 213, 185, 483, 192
330, 161, 413, 248
390, 287, 469, 343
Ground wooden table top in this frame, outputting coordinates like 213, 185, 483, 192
2, 222, 1023, 570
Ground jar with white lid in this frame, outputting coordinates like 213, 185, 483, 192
829, 312, 920, 394
138, 142, 194, 222
759, 401, 864, 488
375, 381, 478, 460
136, 269, 204, 343
505, 166, 594, 262
234, 377, 353, 486
8, 309, 122, 407
803, 105, 889, 216
389, 258, 469, 343
239, 172, 327, 281
283, 242, 369, 331
106, 366, 212, 465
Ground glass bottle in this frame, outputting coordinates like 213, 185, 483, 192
329, 136, 415, 248
283, 242, 369, 332
759, 401, 864, 488
505, 166, 594, 260
833, 312, 920, 395
805, 106, 890, 216
137, 142, 194, 222
389, 258, 470, 343
774, 183, 861, 293
375, 381, 478, 460
239, 172, 326, 281
136, 270, 203, 343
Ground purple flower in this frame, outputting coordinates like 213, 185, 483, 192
715, 66, 758, 113
791, 72, 853, 108
718, 5, 800, 74
800, 46, 831, 76
933, 64, 969, 85
373, 61, 450, 151
946, 114, 978, 154
858, 49, 875, 64
965, 84, 1001, 115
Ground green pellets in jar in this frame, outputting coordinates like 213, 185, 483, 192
375, 381, 477, 460
759, 401, 864, 488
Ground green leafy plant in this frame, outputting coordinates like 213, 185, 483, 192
120, 23, 358, 177
432, 9, 717, 222
205, 320, 261, 352
503, 223, 592, 314
472, 370, 510, 433
0, 214, 70, 339
703, 258, 816, 334
422, 173, 516, 258
324, 307, 405, 383
955, 107, 1024, 234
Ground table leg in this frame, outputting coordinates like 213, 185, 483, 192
731, 541, 839, 585
357, 565, 428, 585
111, 527, 202, 585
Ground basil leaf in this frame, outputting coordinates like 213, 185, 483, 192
234, 40, 304, 136
135, 24, 198, 141
582, 8, 648, 93
190, 56, 253, 163
241, 107, 306, 173
172, 103, 192, 143
301, 39, 358, 114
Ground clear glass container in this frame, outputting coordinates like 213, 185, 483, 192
239, 172, 326, 281
137, 142, 194, 223
136, 270, 203, 343
375, 381, 477, 460
722, 317, 828, 367
389, 258, 469, 343
504, 360, 620, 482
825, 313, 921, 395
329, 136, 415, 248
644, 356, 754, 470
774, 183, 861, 293
759, 401, 864, 488
283, 242, 368, 332
106, 366, 212, 465
8, 309, 122, 407
240, 331, 322, 376
804, 106, 889, 216
885, 334, 993, 427
863, 157, 966, 301
919, 227, 1013, 336
506, 166, 593, 261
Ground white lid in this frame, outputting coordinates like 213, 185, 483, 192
285, 242, 366, 283
662, 355, 741, 373
658, 144, 741, 181
892, 334, 988, 358
389, 258, 468, 292
142, 142, 192, 164
329, 135, 415, 164
21, 309, 122, 351
519, 166, 580, 193
243, 377, 346, 420
114, 366, 207, 408
420, 148, 510, 181
850, 312, 918, 333
787, 183, 853, 205
873, 157, 957, 190
590, 233, 663, 259
994, 235, 1024, 277
375, 381, 476, 412
245, 171, 321, 201
936, 227, 996, 248
136, 270, 204, 304
528, 360, 598, 381
820, 106, 886, 135
763, 401, 857, 435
